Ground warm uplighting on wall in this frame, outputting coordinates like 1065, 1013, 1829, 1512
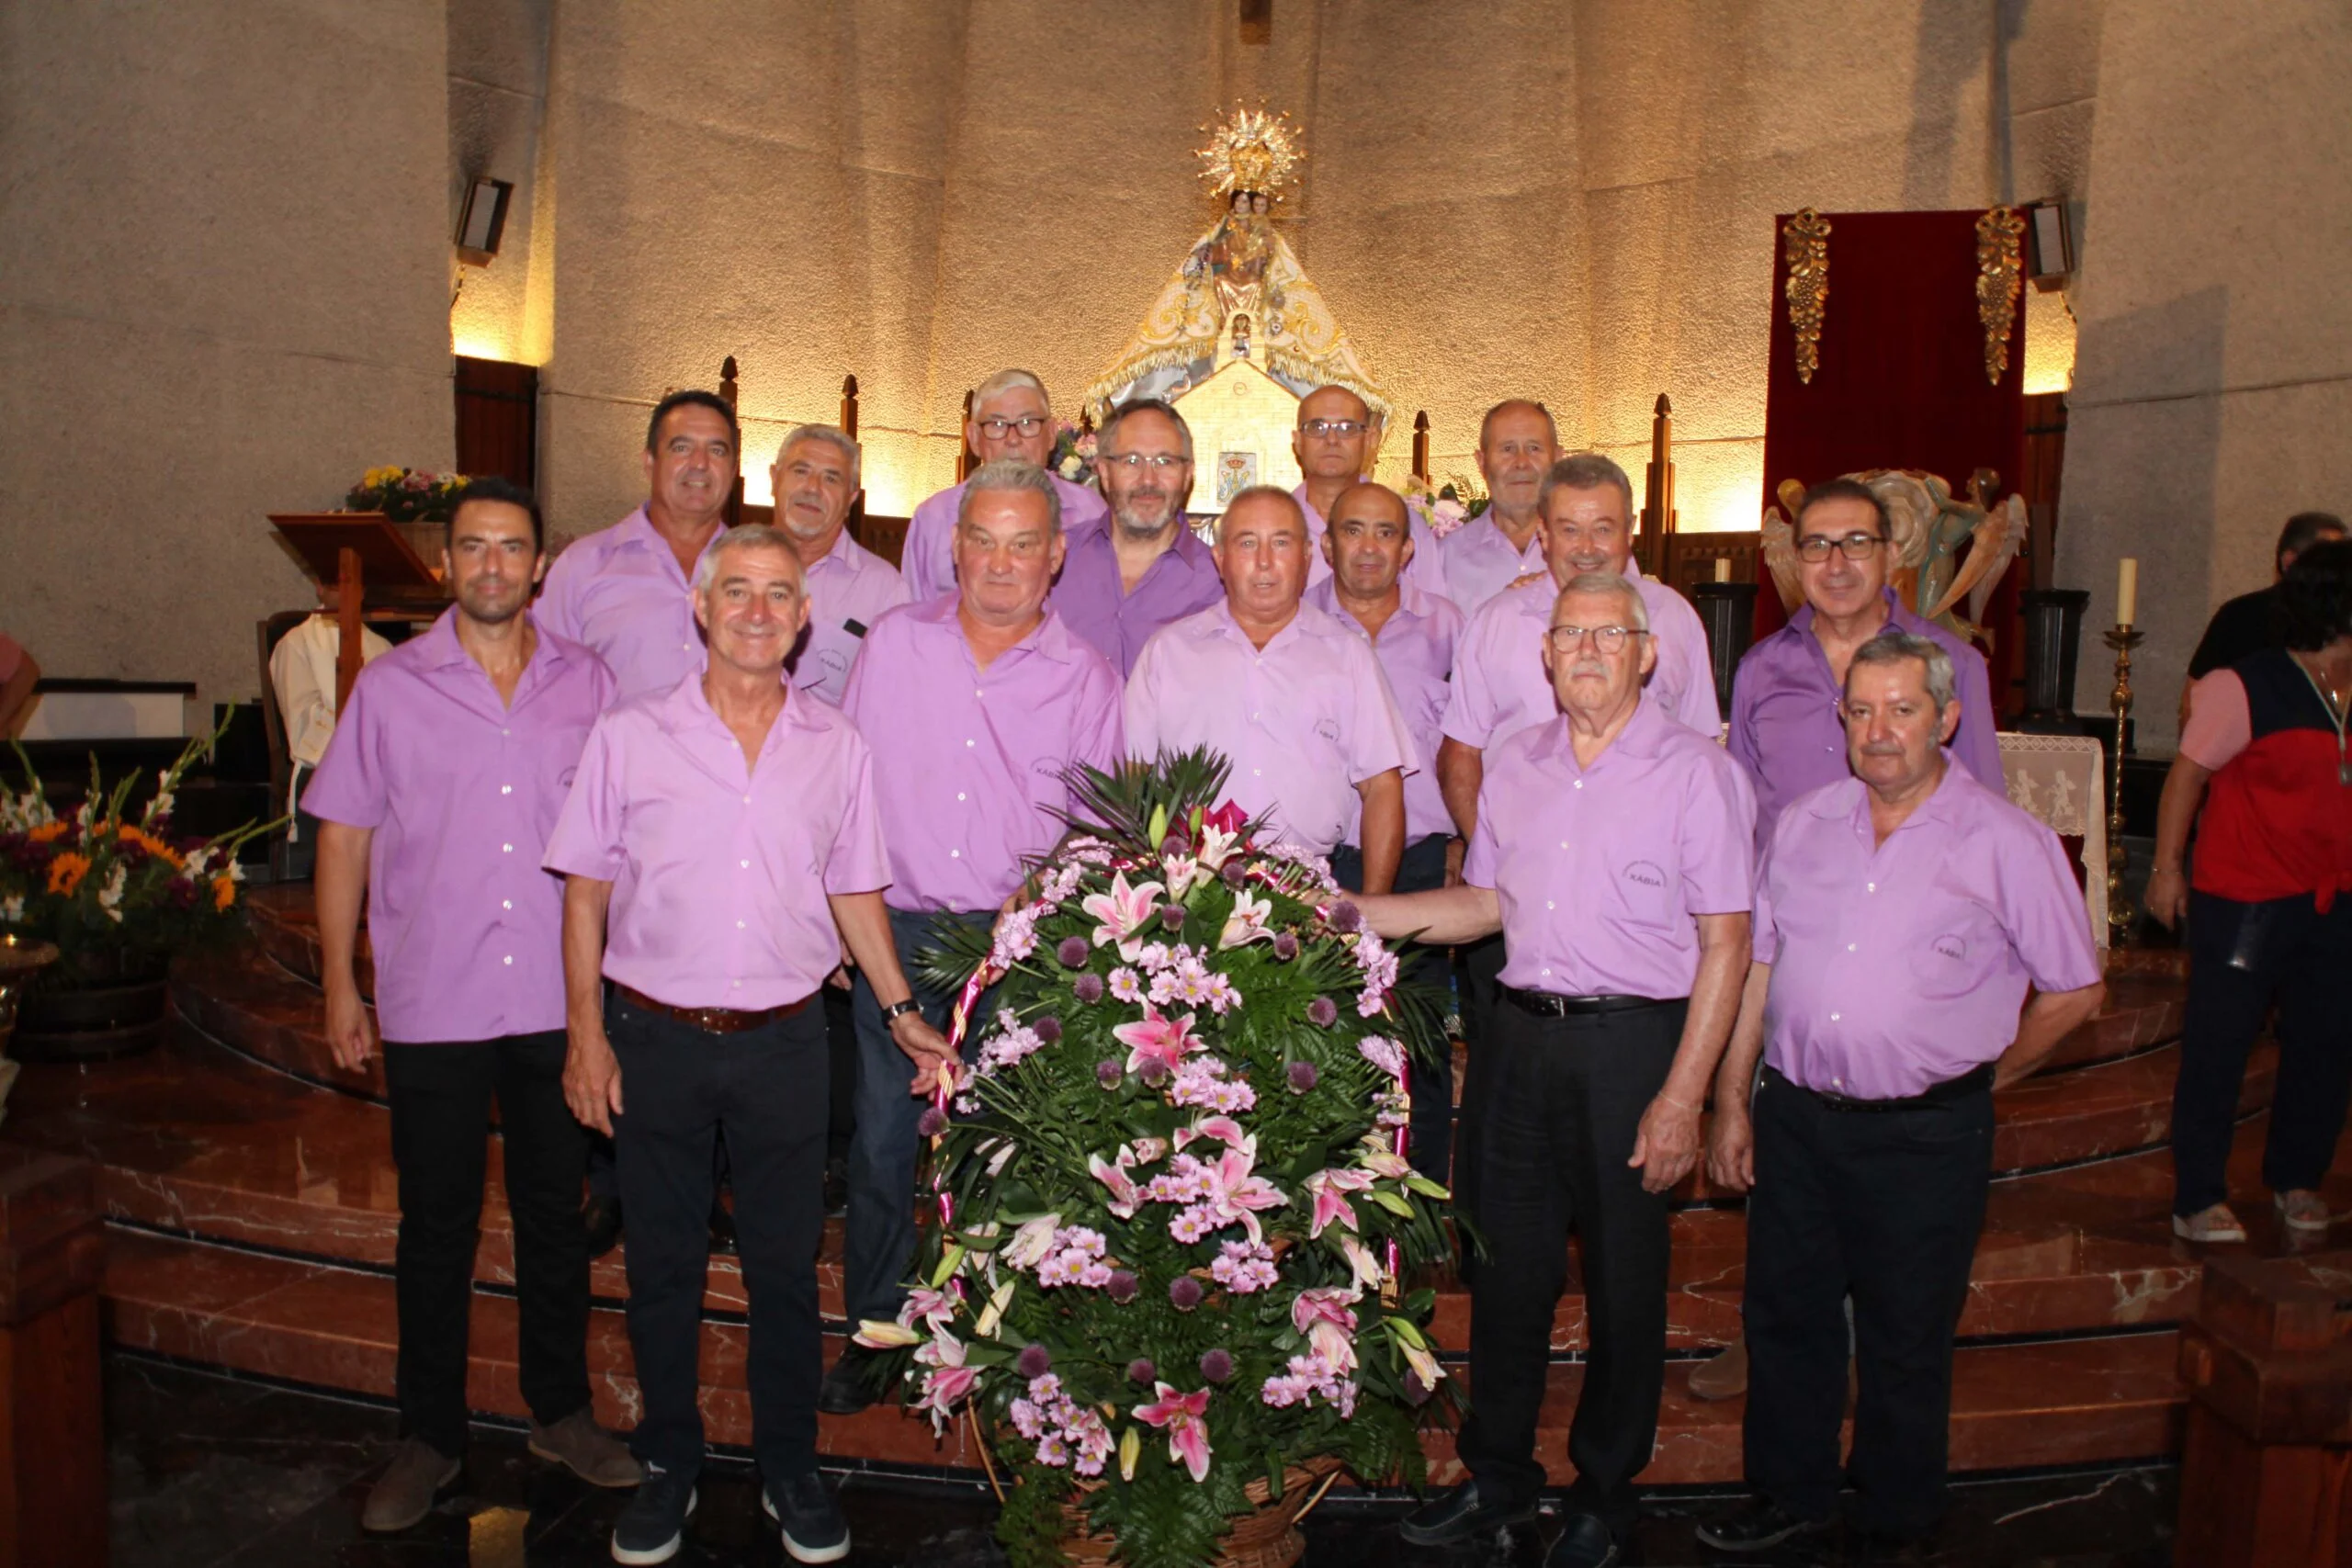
452, 331, 517, 364
2022, 288, 2077, 395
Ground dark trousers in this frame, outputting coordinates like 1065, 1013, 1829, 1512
383, 1031, 590, 1458
1743, 1066, 1994, 1539
844, 907, 993, 1326
1330, 833, 1454, 1183
608, 995, 829, 1481
2172, 891, 2352, 1217
1456, 998, 1683, 1533
1453, 931, 1509, 1245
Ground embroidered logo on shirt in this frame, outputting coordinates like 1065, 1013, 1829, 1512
1315, 717, 1341, 743
1623, 861, 1667, 890
1932, 934, 1968, 962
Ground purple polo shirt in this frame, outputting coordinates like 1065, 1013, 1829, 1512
843, 597, 1125, 913
1049, 519, 1227, 677
1440, 513, 1548, 614
1728, 591, 2004, 843
902, 473, 1110, 602
302, 611, 613, 1043
537, 506, 720, 702
1464, 697, 1756, 998
1305, 577, 1464, 845
1125, 600, 1417, 858
792, 527, 910, 706
1442, 572, 1721, 757
543, 672, 890, 1010
1755, 759, 2102, 1100
1293, 484, 1446, 598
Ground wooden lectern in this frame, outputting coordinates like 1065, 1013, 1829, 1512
266, 514, 445, 710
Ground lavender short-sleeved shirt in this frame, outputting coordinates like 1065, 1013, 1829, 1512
536, 506, 720, 703
1728, 591, 2003, 843
1293, 485, 1446, 599
1125, 600, 1418, 858
903, 474, 1109, 603
543, 672, 890, 1010
301, 611, 613, 1043
843, 597, 1125, 913
1464, 699, 1756, 998
1050, 520, 1227, 677
1754, 760, 2103, 1100
792, 527, 910, 706
1304, 578, 1464, 845
1443, 572, 1721, 755
1441, 513, 1548, 615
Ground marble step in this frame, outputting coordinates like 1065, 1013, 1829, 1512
99, 1224, 2185, 1487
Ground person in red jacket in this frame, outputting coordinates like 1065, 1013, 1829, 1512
2151, 539, 2352, 1243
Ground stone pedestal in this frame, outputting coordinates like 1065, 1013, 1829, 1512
0, 1148, 107, 1568
2177, 1249, 2352, 1567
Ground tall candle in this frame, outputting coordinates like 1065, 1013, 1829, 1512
1714, 557, 1731, 582
2117, 558, 2139, 627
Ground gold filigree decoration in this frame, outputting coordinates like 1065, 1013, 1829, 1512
1782, 209, 1831, 385
1975, 206, 2026, 386
1198, 105, 1305, 205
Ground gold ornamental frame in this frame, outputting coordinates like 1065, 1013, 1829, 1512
1781, 209, 1831, 385
1976, 206, 2026, 386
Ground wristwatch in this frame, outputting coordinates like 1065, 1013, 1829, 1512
881, 998, 922, 1024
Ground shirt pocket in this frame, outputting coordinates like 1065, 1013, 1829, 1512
1605, 852, 1679, 931
1905, 893, 2000, 1002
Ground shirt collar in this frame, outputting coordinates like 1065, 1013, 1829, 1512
1304, 576, 1435, 633
1532, 692, 1671, 773
661, 660, 817, 736
910, 593, 1087, 665
808, 526, 863, 578
1820, 748, 1971, 830
1210, 596, 1334, 651
1791, 587, 1919, 642
412, 606, 571, 679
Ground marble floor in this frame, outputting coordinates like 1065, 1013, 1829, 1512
108, 1353, 2176, 1568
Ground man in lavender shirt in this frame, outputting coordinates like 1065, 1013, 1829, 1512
545, 525, 951, 1565
827, 461, 1126, 1413
306, 479, 639, 1534
899, 368, 1109, 601
537, 389, 739, 702
1125, 486, 1414, 873
1439, 400, 1559, 614
1355, 572, 1756, 1565
1699, 635, 2102, 1558
1306, 479, 1464, 1180
770, 423, 909, 705
1051, 398, 1225, 676
1289, 384, 1442, 596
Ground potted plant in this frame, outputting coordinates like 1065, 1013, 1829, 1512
857, 750, 1455, 1568
1, 719, 276, 1059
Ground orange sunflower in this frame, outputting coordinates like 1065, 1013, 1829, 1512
210, 874, 237, 912
49, 852, 92, 896
27, 822, 68, 844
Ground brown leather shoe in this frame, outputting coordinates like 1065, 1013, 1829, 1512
1689, 1335, 1749, 1401
528, 1408, 642, 1488
360, 1438, 459, 1532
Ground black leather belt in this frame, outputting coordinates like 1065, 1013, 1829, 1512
1770, 1062, 1993, 1112
1498, 985, 1669, 1018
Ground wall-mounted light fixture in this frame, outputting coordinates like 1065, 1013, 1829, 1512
456, 176, 514, 265
2024, 199, 2073, 290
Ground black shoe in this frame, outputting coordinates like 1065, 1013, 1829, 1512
817, 1344, 879, 1416
707, 1198, 737, 1255
1397, 1479, 1540, 1546
583, 1196, 623, 1259
1544, 1511, 1621, 1568
763, 1470, 852, 1563
1695, 1498, 1833, 1553
609, 1464, 695, 1565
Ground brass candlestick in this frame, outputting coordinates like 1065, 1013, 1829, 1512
2102, 626, 2144, 944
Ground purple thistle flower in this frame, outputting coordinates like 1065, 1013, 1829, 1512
1169, 1276, 1204, 1311
1015, 1343, 1053, 1380
1159, 903, 1187, 931
1403, 1371, 1432, 1406
1057, 935, 1090, 968
1286, 1061, 1318, 1094
1107, 1270, 1139, 1303
1272, 931, 1299, 962
1307, 996, 1340, 1028
1097, 1059, 1125, 1089
1139, 1059, 1171, 1089
1220, 860, 1249, 889
1160, 832, 1191, 858
1199, 1348, 1234, 1383
1073, 973, 1105, 1004
1035, 1016, 1063, 1043
1127, 1357, 1157, 1383
1329, 899, 1363, 933
917, 1106, 947, 1137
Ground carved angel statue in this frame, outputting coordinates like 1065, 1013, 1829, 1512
1760, 468, 2029, 650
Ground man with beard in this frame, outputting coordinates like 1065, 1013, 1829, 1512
307, 478, 639, 1534
769, 424, 908, 705
900, 369, 1108, 600
1050, 399, 1225, 676
1289, 384, 1442, 595
1442, 400, 1561, 614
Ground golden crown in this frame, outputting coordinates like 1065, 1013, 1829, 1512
1197, 105, 1305, 203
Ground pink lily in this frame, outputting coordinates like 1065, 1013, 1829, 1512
1292, 1287, 1362, 1372
1161, 851, 1204, 897
1199, 1136, 1288, 1245
899, 1286, 959, 1331
1218, 888, 1275, 949
1302, 1168, 1376, 1237
1173, 1114, 1249, 1154
1082, 872, 1166, 960
1356, 1147, 1415, 1181
1129, 1136, 1170, 1164
1112, 1004, 1201, 1077
852, 1318, 922, 1349
1001, 1213, 1064, 1270
1088, 1148, 1142, 1219
1337, 1233, 1386, 1293
1398, 1334, 1446, 1392
1132, 1382, 1215, 1483
911, 1328, 978, 1433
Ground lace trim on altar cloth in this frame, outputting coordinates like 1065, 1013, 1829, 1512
1998, 732, 2109, 947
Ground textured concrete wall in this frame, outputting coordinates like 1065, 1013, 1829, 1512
0, 0, 453, 707
448, 0, 550, 364
2057, 0, 2352, 744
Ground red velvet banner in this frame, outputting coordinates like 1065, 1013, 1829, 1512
1758, 210, 2027, 651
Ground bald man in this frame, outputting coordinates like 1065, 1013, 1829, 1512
1290, 385, 1444, 596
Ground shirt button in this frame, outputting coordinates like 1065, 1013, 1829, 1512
502, 843, 513, 853
1867, 883, 1877, 893
976, 688, 984, 698
957, 793, 967, 802
1573, 780, 1583, 790
951, 849, 961, 858
737, 919, 746, 929
743, 795, 752, 804
502, 899, 512, 911
503, 954, 514, 965
966, 739, 976, 748
500, 784, 512, 795
1546, 899, 1556, 910
1830, 1012, 1841, 1021
741, 859, 751, 869
501, 728, 510, 737
1253, 769, 1261, 777
732, 979, 741, 988
1847, 942, 1857, 952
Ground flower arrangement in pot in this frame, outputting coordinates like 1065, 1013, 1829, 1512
345, 465, 469, 523
857, 750, 1455, 1568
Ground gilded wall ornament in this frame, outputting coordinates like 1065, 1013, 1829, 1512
1976, 205, 2026, 386
1782, 209, 1831, 385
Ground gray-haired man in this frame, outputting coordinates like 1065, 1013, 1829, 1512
902, 368, 1110, 600
771, 423, 909, 706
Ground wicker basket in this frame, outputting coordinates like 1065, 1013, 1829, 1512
1057, 1458, 1343, 1568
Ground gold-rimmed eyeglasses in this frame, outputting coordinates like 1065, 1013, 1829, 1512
1546, 625, 1645, 654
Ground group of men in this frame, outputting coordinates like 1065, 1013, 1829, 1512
304, 367, 2103, 1568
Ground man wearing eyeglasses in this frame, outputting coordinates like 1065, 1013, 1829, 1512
1353, 572, 1755, 1568
901, 368, 1109, 601
1289, 385, 1443, 595
1050, 399, 1226, 676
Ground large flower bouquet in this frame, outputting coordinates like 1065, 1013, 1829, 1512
1048, 421, 1100, 490
345, 465, 469, 522
1, 719, 277, 985
1403, 474, 1487, 539
859, 751, 1454, 1568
